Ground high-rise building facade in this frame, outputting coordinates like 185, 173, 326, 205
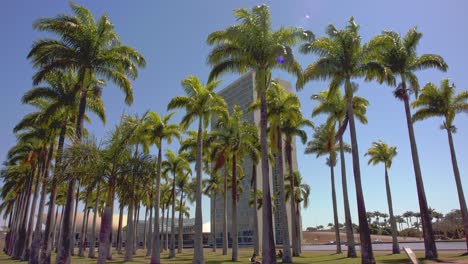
211, 71, 300, 247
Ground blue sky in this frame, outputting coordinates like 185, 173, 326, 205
1, 0, 467, 230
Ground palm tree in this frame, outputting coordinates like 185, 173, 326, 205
285, 170, 311, 249
207, 5, 302, 263
212, 105, 258, 261
176, 171, 191, 253
167, 75, 226, 264
162, 150, 191, 258
311, 88, 368, 258
300, 18, 387, 264
250, 82, 303, 261
203, 171, 223, 253
143, 111, 181, 264
305, 124, 349, 254
20, 70, 106, 264
365, 141, 400, 254
411, 79, 468, 251
175, 199, 191, 252
282, 116, 311, 257
28, 3, 145, 261
373, 28, 448, 259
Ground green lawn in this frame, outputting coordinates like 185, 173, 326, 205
1, 250, 467, 263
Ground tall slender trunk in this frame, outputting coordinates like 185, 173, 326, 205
212, 192, 217, 252
160, 205, 165, 253
259, 71, 276, 264
446, 129, 468, 251
146, 201, 153, 256
56, 68, 87, 264
384, 165, 400, 254
231, 154, 239, 261
116, 205, 124, 254
78, 196, 89, 257
22, 156, 43, 261
330, 160, 342, 254
345, 79, 374, 264
143, 207, 148, 251
169, 175, 177, 258
285, 142, 299, 256
97, 176, 116, 264
400, 78, 437, 259
252, 164, 260, 256
125, 191, 135, 260
165, 203, 169, 251
178, 191, 184, 253
40, 121, 66, 264
12, 172, 33, 257
133, 202, 140, 254
70, 184, 80, 256
31, 143, 54, 264
296, 201, 302, 254
5, 197, 18, 254
192, 117, 204, 264
79, 208, 90, 257
4, 204, 14, 253
276, 127, 292, 263
88, 181, 100, 258
339, 132, 357, 258
151, 146, 163, 263
222, 168, 228, 255
55, 205, 65, 253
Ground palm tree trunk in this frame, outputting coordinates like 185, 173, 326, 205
169, 176, 177, 258
446, 129, 468, 251
222, 168, 228, 255
401, 79, 437, 259
192, 117, 205, 264
55, 174, 75, 264
338, 133, 356, 258
212, 192, 217, 252
286, 142, 299, 256
70, 184, 80, 256
31, 142, 54, 264
116, 205, 124, 254
330, 160, 342, 254
259, 71, 277, 264
165, 203, 169, 251
125, 195, 135, 260
56, 69, 87, 263
88, 181, 100, 258
178, 191, 184, 253
133, 202, 140, 254
160, 205, 165, 253
146, 201, 153, 256
143, 207, 148, 251
384, 165, 400, 254
55, 205, 65, 253
77, 197, 89, 257
40, 120, 66, 264
339, 131, 357, 258
231, 154, 239, 261
13, 167, 35, 259
252, 164, 260, 256
97, 176, 116, 264
296, 200, 302, 254
79, 208, 90, 257
345, 79, 374, 264
151, 146, 163, 263
275, 128, 292, 263
22, 156, 43, 261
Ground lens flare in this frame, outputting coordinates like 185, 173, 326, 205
277, 56, 285, 64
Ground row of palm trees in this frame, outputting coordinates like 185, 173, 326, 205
0, 3, 467, 264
